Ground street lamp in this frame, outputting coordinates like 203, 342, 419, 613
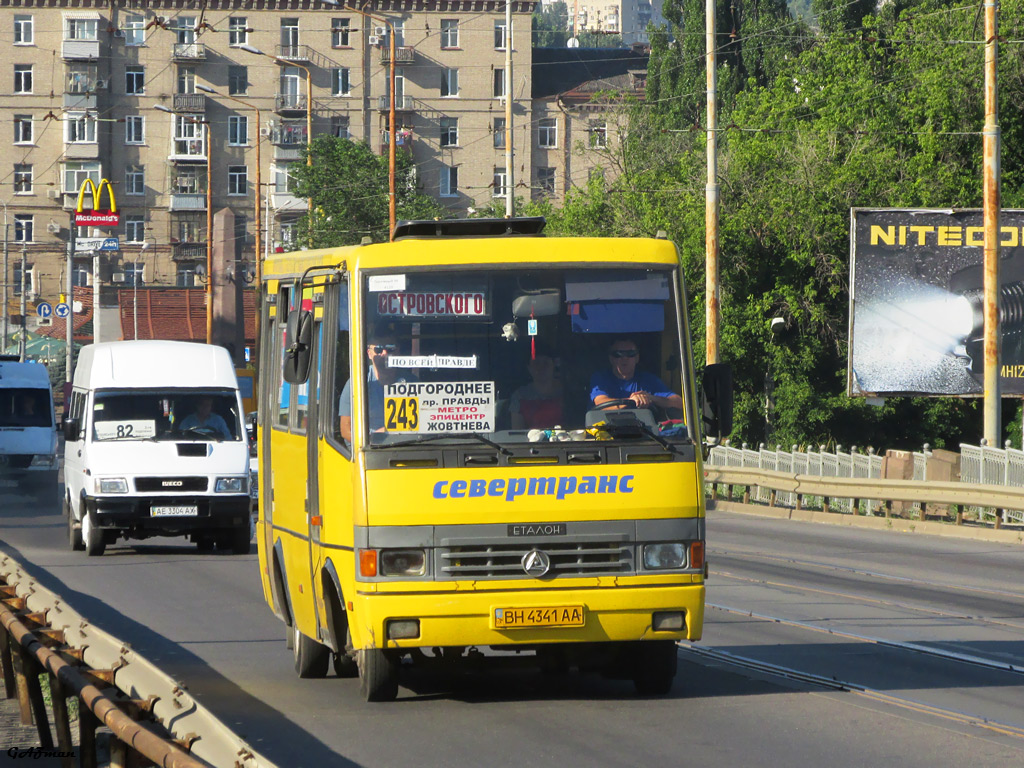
155, 104, 213, 343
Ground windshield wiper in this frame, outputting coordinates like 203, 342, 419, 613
372, 432, 512, 456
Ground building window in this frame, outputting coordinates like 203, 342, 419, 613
125, 115, 145, 144
14, 65, 33, 94
65, 18, 99, 41
14, 115, 32, 144
494, 21, 507, 50
441, 68, 459, 98
493, 117, 506, 149
174, 167, 203, 195
175, 215, 203, 243
177, 66, 196, 95
177, 264, 198, 287
228, 66, 248, 95
331, 18, 351, 48
63, 161, 101, 193
173, 16, 196, 45
492, 167, 507, 198
439, 165, 458, 197
66, 113, 97, 144
14, 164, 33, 194
440, 19, 459, 48
281, 18, 300, 52
228, 17, 248, 47
124, 14, 145, 46
123, 262, 144, 287
493, 68, 505, 99
440, 118, 458, 147
537, 167, 556, 196
13, 263, 33, 296
228, 115, 248, 146
274, 164, 296, 193
70, 262, 88, 287
125, 165, 145, 196
331, 116, 349, 139
331, 68, 350, 97
228, 166, 248, 196
14, 215, 33, 244
173, 114, 205, 157
589, 120, 608, 148
126, 66, 144, 95
280, 221, 297, 248
125, 216, 146, 244
14, 15, 33, 45
538, 118, 557, 148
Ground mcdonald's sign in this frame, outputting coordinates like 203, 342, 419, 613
74, 178, 120, 226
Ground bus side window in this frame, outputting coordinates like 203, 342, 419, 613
332, 284, 352, 446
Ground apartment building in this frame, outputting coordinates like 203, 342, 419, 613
0, 0, 535, 332
568, 0, 664, 45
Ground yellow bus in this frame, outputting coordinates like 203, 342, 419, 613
255, 218, 732, 701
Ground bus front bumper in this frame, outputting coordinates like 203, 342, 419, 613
351, 583, 705, 650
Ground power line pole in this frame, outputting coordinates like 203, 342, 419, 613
19, 244, 27, 362
705, 0, 720, 366
2, 208, 9, 352
505, 2, 513, 217
982, 0, 1001, 445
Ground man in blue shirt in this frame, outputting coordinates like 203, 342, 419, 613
590, 338, 683, 412
338, 329, 410, 443
178, 396, 233, 439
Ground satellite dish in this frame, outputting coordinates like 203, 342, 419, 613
567, 37, 580, 48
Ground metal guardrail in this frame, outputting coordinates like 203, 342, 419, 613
0, 553, 275, 768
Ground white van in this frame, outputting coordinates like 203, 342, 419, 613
63, 341, 251, 556
0, 356, 58, 496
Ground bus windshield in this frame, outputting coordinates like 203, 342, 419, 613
0, 388, 52, 428
355, 266, 688, 447
91, 390, 241, 442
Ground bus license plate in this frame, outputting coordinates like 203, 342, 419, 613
151, 505, 199, 517
494, 605, 584, 629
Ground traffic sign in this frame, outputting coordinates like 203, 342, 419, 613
99, 237, 119, 251
54, 303, 70, 319
37, 302, 52, 319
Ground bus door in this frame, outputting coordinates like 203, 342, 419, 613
304, 312, 325, 634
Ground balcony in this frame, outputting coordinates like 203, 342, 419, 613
276, 45, 313, 62
169, 139, 207, 162
173, 93, 207, 112
172, 243, 207, 262
64, 93, 97, 110
64, 143, 100, 161
271, 193, 308, 212
376, 95, 414, 112
169, 193, 207, 211
172, 43, 207, 60
62, 39, 100, 60
275, 94, 308, 114
380, 128, 413, 155
379, 46, 415, 65
270, 124, 308, 146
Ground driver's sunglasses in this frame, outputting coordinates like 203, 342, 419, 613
610, 350, 638, 359
369, 344, 397, 353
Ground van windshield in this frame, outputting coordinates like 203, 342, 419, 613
91, 390, 241, 442
0, 388, 52, 428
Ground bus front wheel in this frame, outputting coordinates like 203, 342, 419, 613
293, 625, 330, 678
632, 640, 678, 696
358, 648, 398, 702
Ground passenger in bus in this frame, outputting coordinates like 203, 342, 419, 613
510, 346, 564, 429
338, 328, 412, 442
590, 338, 683, 412
178, 396, 232, 439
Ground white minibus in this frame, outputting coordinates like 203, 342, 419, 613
0, 356, 58, 497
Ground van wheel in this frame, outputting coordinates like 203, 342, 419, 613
67, 499, 84, 552
358, 648, 398, 702
631, 641, 678, 696
293, 625, 330, 678
82, 511, 106, 557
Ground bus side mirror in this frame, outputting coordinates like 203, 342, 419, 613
283, 310, 313, 384
63, 418, 80, 442
701, 363, 733, 442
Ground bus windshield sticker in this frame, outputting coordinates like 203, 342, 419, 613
94, 420, 157, 440
383, 381, 495, 433
388, 354, 478, 370
368, 274, 406, 292
375, 290, 488, 319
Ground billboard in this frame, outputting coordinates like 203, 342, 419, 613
849, 208, 1024, 397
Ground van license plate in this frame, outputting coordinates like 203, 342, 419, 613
151, 505, 199, 517
493, 605, 584, 629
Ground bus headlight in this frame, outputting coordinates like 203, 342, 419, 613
215, 477, 245, 493
643, 543, 686, 570
380, 549, 426, 577
98, 478, 128, 494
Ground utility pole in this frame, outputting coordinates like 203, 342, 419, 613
705, 0, 720, 366
505, 2, 513, 218
92, 249, 101, 345
2, 206, 9, 352
982, 0, 1001, 445
19, 244, 27, 362
66, 214, 76, 384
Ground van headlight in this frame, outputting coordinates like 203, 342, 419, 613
215, 477, 246, 493
99, 478, 129, 494
30, 455, 56, 468
380, 549, 427, 577
643, 543, 687, 570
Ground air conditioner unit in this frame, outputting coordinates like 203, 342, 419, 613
368, 35, 381, 46
47, 222, 61, 234
94, 79, 108, 90
260, 125, 272, 137
375, 27, 387, 37
47, 190, 62, 201
113, 29, 125, 39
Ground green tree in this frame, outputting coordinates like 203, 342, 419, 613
532, 3, 569, 47
289, 136, 445, 247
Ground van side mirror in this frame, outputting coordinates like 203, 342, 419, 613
701, 363, 733, 442
283, 310, 313, 384
63, 418, 80, 442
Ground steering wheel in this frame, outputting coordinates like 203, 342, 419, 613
592, 398, 637, 411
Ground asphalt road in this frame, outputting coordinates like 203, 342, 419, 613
2, 481, 1024, 768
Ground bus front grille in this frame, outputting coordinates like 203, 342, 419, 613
134, 477, 208, 492
438, 541, 633, 579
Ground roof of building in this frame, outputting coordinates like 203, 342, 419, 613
532, 47, 649, 99
118, 288, 256, 344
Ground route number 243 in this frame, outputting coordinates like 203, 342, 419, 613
384, 397, 419, 432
